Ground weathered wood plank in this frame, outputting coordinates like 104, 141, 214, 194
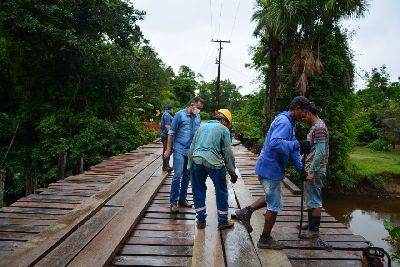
132, 230, 194, 238
125, 236, 194, 246
192, 179, 225, 267
68, 165, 167, 266
119, 245, 192, 256
112, 255, 192, 266
0, 152, 161, 266
135, 223, 194, 232
290, 259, 362, 267
35, 207, 120, 267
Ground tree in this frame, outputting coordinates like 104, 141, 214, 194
171, 65, 198, 107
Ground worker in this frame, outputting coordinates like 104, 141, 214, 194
299, 102, 329, 239
164, 97, 204, 213
189, 109, 238, 230
234, 96, 311, 249
161, 104, 174, 172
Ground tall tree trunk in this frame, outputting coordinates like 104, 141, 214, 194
263, 34, 279, 135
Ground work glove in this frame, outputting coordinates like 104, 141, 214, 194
299, 140, 311, 155
298, 168, 308, 181
230, 173, 238, 184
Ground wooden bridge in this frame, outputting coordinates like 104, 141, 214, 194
0, 139, 369, 266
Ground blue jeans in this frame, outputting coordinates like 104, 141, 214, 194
259, 176, 282, 212
170, 152, 190, 204
304, 171, 325, 209
191, 162, 228, 223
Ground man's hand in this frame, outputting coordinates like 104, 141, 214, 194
299, 168, 308, 181
306, 172, 313, 181
230, 173, 238, 184
299, 140, 311, 155
164, 149, 171, 159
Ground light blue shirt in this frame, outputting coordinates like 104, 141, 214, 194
168, 108, 201, 156
161, 110, 173, 137
255, 111, 303, 180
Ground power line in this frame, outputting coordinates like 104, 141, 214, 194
209, 0, 214, 39
229, 0, 241, 40
212, 39, 230, 111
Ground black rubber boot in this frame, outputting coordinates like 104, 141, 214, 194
299, 215, 320, 239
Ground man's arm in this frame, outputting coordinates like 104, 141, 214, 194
221, 129, 236, 178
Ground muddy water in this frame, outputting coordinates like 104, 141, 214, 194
324, 195, 400, 266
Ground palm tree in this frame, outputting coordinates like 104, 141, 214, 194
251, 0, 369, 132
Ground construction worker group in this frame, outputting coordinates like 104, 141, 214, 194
161, 95, 329, 250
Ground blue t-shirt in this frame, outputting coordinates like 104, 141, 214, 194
168, 108, 201, 156
255, 111, 303, 180
161, 111, 173, 137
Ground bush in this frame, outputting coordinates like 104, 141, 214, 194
367, 139, 390, 151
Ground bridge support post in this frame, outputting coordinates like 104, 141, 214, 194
75, 157, 84, 174
58, 151, 67, 180
0, 172, 5, 203
25, 171, 37, 196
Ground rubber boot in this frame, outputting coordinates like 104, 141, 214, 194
297, 209, 312, 230
299, 215, 320, 239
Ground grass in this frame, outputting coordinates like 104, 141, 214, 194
349, 146, 400, 177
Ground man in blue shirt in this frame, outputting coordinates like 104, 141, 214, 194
161, 104, 174, 172
235, 96, 311, 249
164, 97, 204, 213
189, 109, 238, 230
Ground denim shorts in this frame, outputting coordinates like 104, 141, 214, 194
304, 171, 326, 209
258, 176, 282, 212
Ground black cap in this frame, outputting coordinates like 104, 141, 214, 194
289, 96, 311, 110
166, 104, 173, 110
309, 102, 321, 114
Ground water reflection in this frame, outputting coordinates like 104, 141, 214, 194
324, 195, 400, 267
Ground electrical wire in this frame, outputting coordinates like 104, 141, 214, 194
209, 0, 214, 39
229, 0, 241, 40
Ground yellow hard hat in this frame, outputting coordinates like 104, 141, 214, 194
218, 109, 232, 123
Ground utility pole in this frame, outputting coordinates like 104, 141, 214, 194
212, 39, 230, 112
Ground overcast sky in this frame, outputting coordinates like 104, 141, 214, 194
132, 0, 400, 95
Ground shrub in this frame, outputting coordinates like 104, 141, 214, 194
367, 139, 390, 151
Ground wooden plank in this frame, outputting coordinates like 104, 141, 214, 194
277, 233, 367, 242
106, 158, 162, 207
0, 225, 45, 233
35, 207, 120, 267
192, 179, 225, 267
146, 206, 195, 214
0, 232, 35, 241
0, 207, 70, 215
281, 240, 368, 250
290, 259, 362, 267
68, 165, 167, 266
10, 201, 76, 210
0, 218, 56, 226
135, 223, 194, 232
0, 212, 61, 220
283, 249, 363, 260
143, 212, 195, 220
0, 152, 161, 266
119, 244, 192, 256
125, 236, 193, 246
0, 240, 25, 250
139, 218, 194, 225
232, 170, 291, 267
132, 230, 194, 238
112, 255, 192, 266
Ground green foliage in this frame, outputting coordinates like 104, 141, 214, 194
384, 220, 400, 262
367, 139, 391, 151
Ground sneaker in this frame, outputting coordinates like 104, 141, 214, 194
218, 219, 235, 230
196, 220, 206, 229
299, 230, 319, 239
257, 235, 285, 250
178, 199, 192, 208
170, 203, 179, 213
235, 208, 253, 233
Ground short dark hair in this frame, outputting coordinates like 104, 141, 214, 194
288, 96, 311, 111
189, 96, 204, 105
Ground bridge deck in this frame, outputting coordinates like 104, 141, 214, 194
0, 140, 368, 266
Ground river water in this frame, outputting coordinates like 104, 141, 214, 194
324, 195, 400, 266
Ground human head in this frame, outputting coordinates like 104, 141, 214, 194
217, 108, 232, 128
166, 104, 174, 114
303, 102, 321, 123
188, 96, 204, 115
288, 96, 311, 122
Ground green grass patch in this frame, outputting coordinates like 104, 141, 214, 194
349, 146, 400, 177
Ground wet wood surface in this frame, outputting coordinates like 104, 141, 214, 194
0, 139, 369, 266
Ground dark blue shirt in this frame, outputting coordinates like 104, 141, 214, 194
255, 111, 303, 180
168, 108, 201, 156
161, 110, 173, 137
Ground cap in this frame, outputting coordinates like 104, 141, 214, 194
289, 96, 311, 110
309, 102, 321, 114
166, 104, 173, 110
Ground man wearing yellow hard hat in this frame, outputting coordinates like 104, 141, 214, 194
188, 109, 238, 230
